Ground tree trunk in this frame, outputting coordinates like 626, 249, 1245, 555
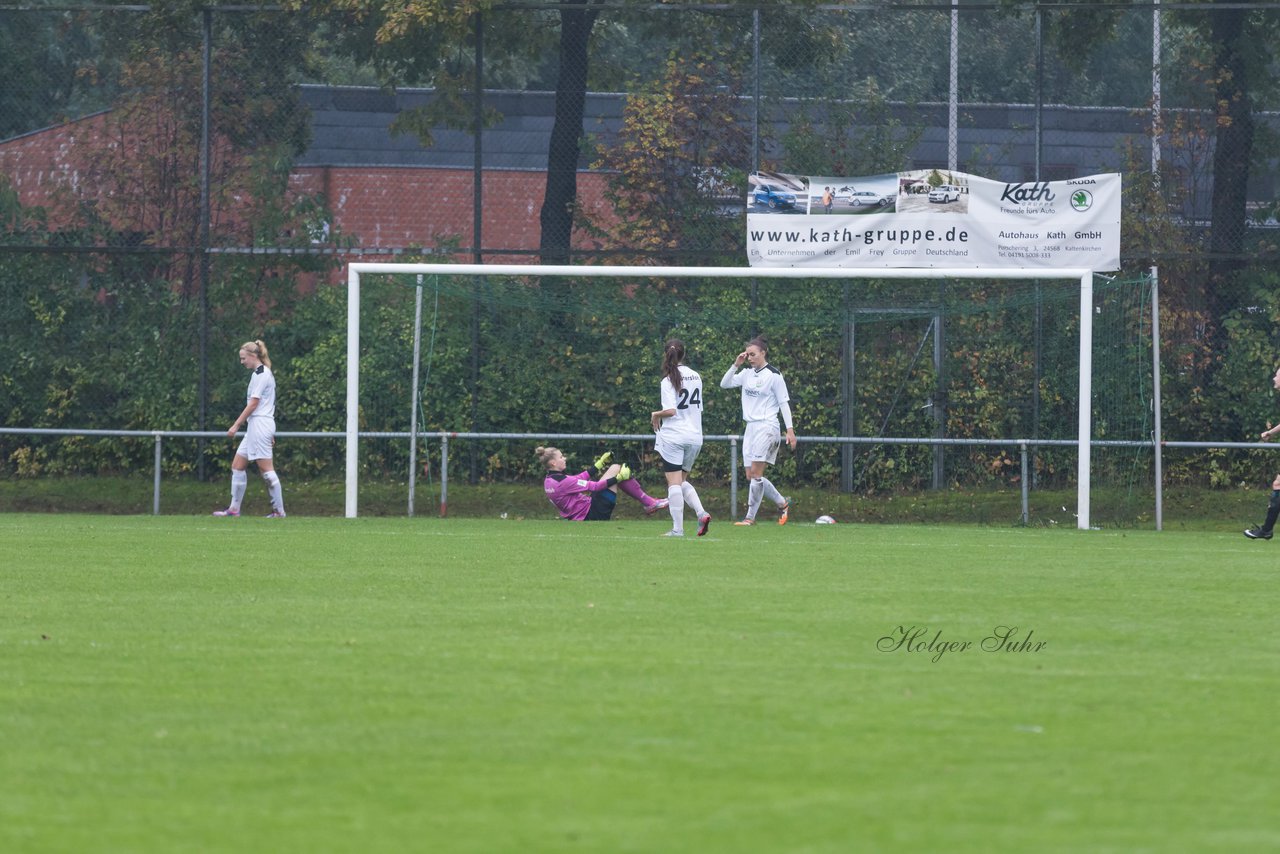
1207, 5, 1254, 310
539, 3, 600, 265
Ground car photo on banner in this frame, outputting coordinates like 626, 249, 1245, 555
928, 184, 962, 204
897, 171, 970, 213
845, 189, 894, 207
807, 176, 898, 214
746, 171, 807, 215
752, 184, 798, 210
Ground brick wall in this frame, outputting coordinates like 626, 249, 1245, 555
291, 166, 618, 262
1, 118, 621, 264
0, 113, 108, 226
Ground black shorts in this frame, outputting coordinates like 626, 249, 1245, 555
584, 489, 617, 521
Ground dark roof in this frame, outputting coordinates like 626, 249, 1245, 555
0, 83, 1250, 184
296, 84, 625, 171
296, 83, 1158, 180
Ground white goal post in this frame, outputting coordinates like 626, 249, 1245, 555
344, 263, 1096, 527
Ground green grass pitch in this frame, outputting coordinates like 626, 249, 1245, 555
2, 514, 1277, 852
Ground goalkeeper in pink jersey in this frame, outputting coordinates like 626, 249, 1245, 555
537, 446, 668, 521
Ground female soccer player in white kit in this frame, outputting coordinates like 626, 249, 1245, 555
720, 336, 795, 525
213, 340, 286, 518
651, 339, 711, 537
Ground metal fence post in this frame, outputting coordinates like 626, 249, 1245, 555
153, 432, 163, 516
440, 433, 449, 518
1020, 441, 1029, 526
730, 437, 738, 520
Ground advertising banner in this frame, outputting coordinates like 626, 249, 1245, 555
746, 170, 1121, 272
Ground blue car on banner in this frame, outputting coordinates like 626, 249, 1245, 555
751, 184, 798, 210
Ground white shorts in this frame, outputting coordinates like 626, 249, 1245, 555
236, 417, 275, 461
742, 421, 781, 466
655, 435, 702, 472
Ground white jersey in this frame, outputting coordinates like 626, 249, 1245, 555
246, 365, 277, 419
658, 366, 704, 442
721, 363, 792, 426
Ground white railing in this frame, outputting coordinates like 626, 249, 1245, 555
8, 426, 1275, 526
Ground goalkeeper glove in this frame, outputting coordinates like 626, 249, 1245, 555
616, 463, 632, 481
593, 451, 612, 471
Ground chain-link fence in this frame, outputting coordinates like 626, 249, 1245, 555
3, 3, 1280, 516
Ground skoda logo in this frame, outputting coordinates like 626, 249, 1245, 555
1070, 189, 1093, 212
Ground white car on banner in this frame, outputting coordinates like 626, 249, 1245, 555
928, 185, 962, 204
844, 188, 894, 207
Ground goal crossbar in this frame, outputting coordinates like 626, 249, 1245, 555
345, 263, 1096, 527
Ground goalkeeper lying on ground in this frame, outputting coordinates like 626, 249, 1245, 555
537, 447, 668, 521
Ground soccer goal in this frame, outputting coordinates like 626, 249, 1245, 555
343, 262, 1102, 526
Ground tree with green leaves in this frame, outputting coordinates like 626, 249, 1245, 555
1042, 1, 1280, 302
0, 7, 119, 140
591, 53, 751, 264
54, 5, 323, 278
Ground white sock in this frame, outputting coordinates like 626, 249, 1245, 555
747, 478, 764, 520
263, 471, 284, 513
667, 484, 685, 534
681, 481, 707, 519
761, 477, 784, 505
230, 469, 247, 511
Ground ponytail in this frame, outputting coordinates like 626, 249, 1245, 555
240, 339, 272, 369
662, 339, 686, 393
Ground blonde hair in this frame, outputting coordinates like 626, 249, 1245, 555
535, 446, 561, 467
240, 339, 271, 369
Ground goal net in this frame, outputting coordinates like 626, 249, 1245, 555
343, 263, 1155, 528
